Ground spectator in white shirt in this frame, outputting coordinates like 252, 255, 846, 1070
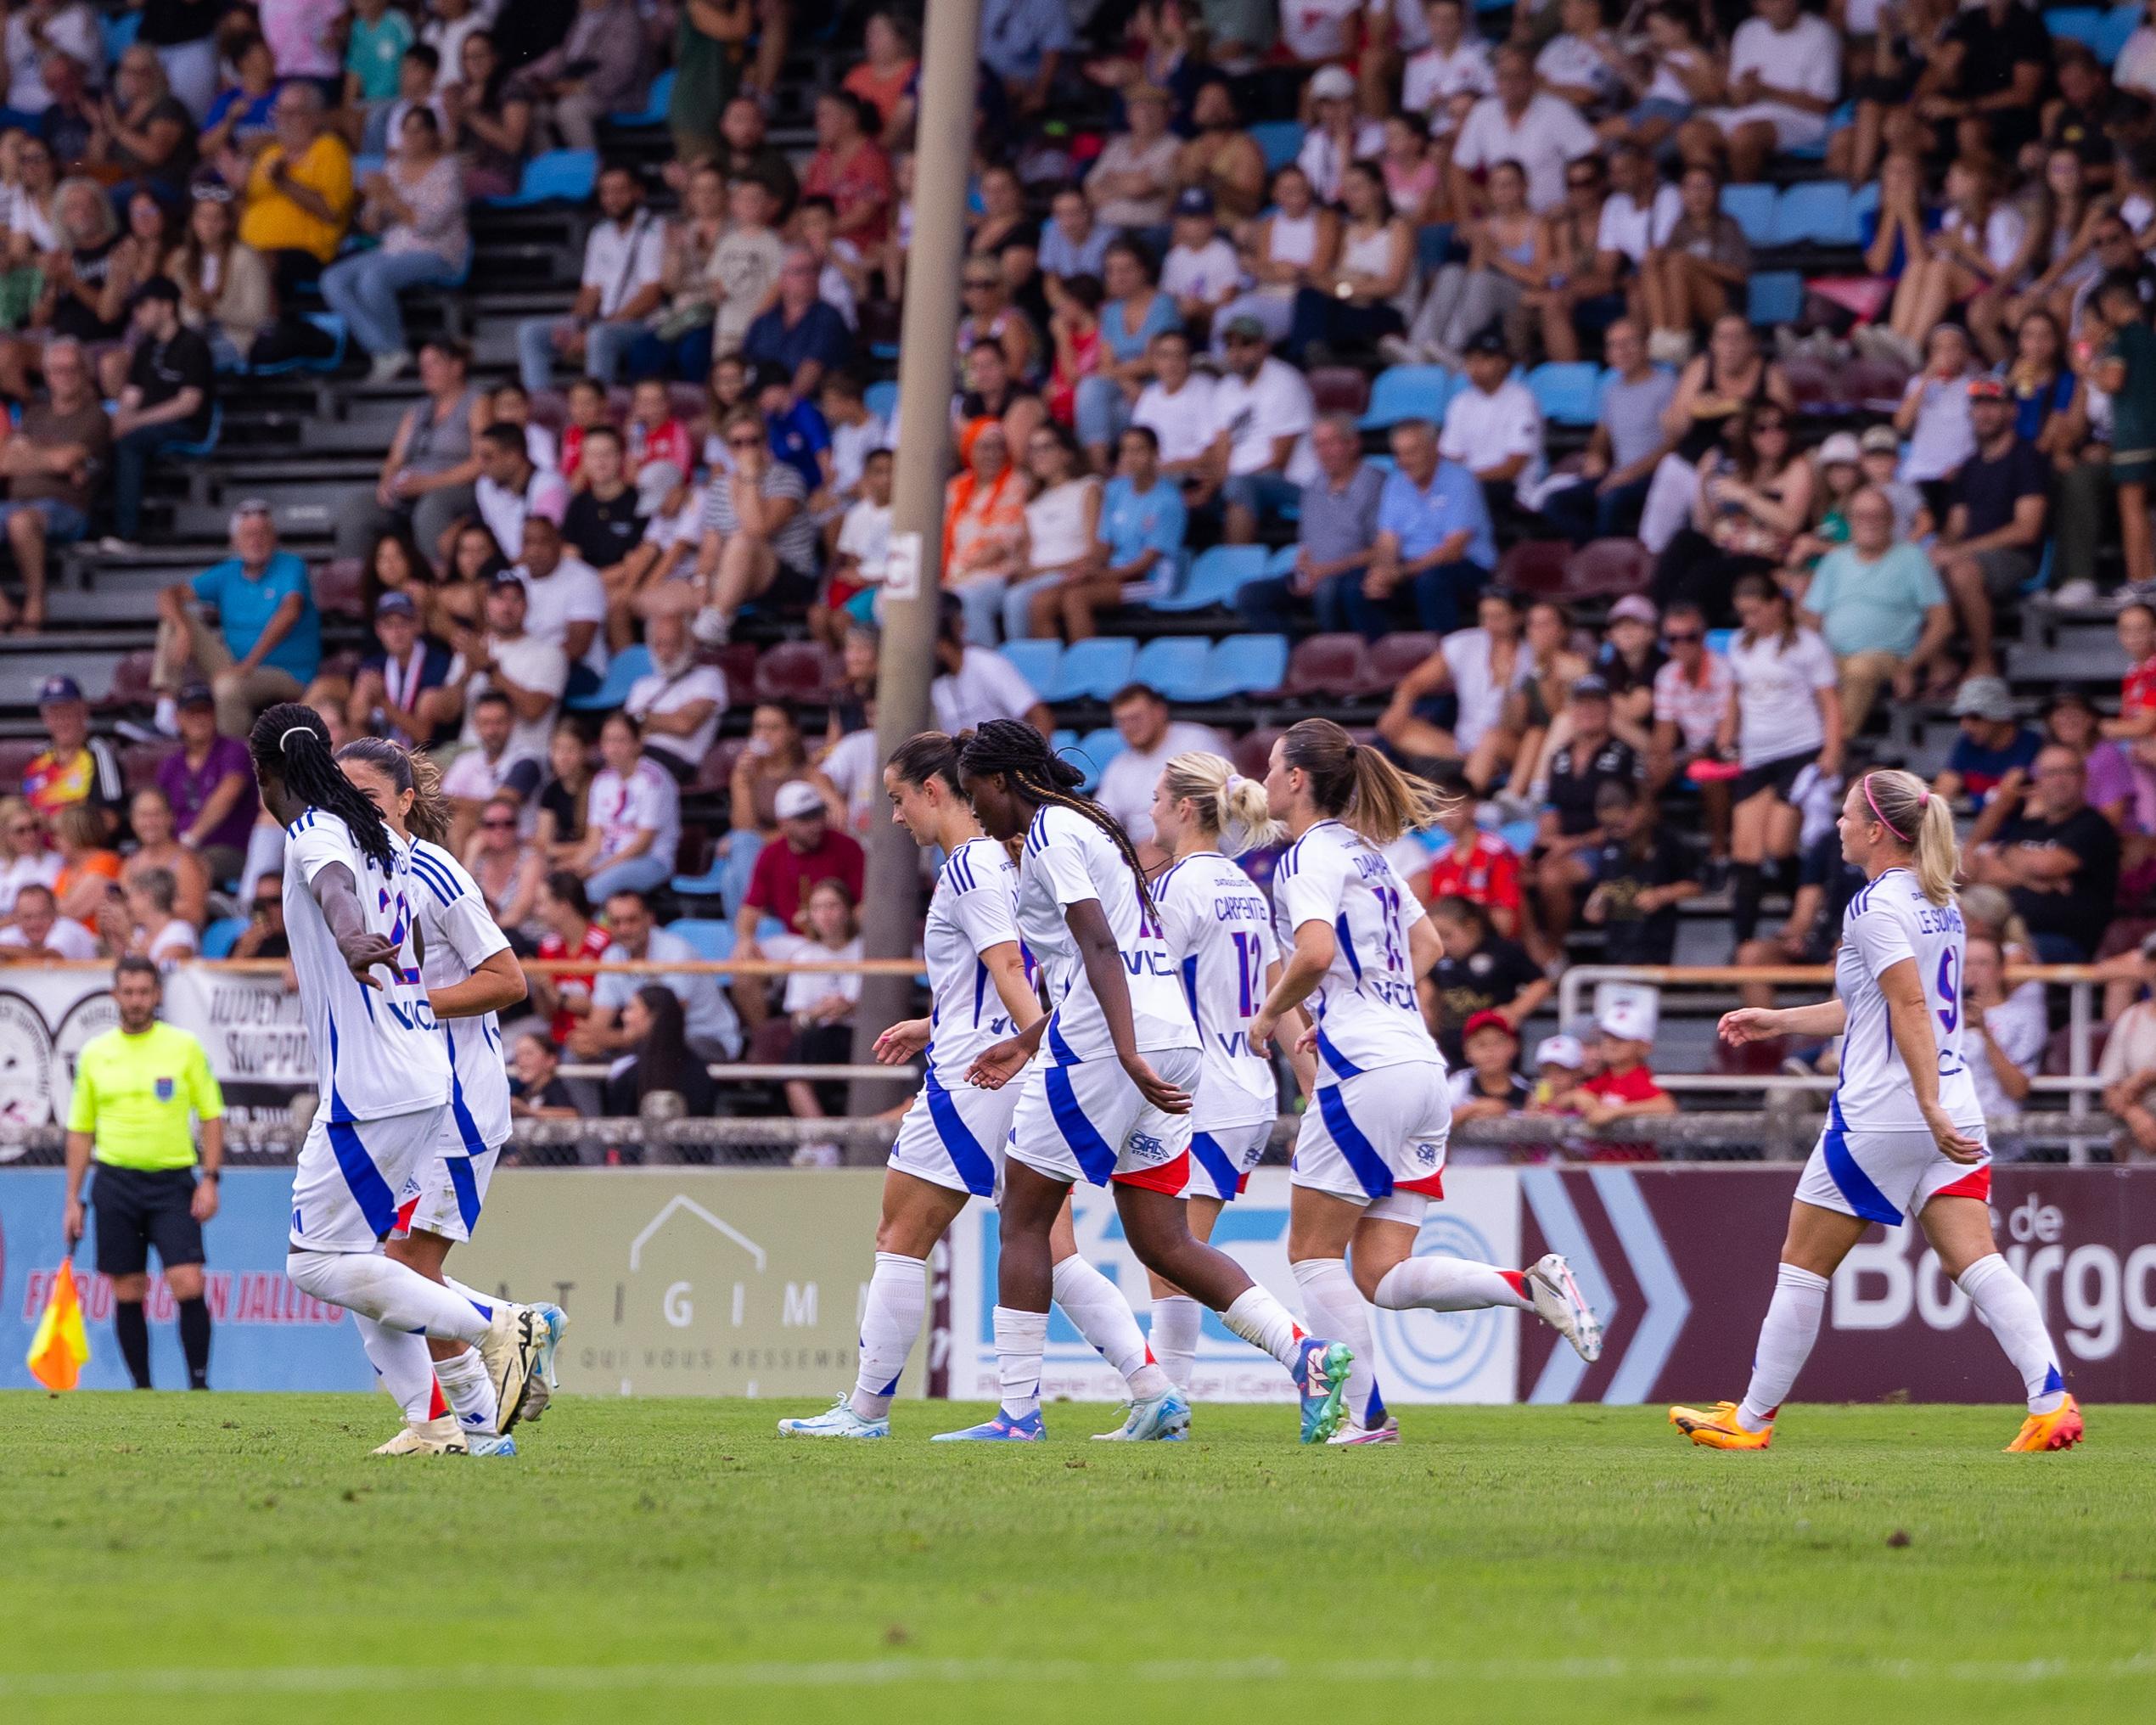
623, 588, 727, 784
1451, 44, 1599, 214
1676, 0, 1841, 183
474, 421, 570, 561
1159, 187, 1242, 344
513, 162, 665, 389
446, 574, 569, 777
511, 514, 609, 688
1534, 0, 1629, 119
573, 885, 741, 1063
1093, 683, 1227, 862
1440, 329, 1547, 523
1401, 0, 1494, 135
1594, 140, 1682, 280
442, 689, 547, 851
3, 2, 97, 119
1201, 315, 1317, 544
1278, 0, 1362, 65
1295, 64, 1386, 205
568, 710, 680, 899
1131, 327, 1220, 485
824, 447, 894, 647
0, 882, 97, 960
927, 593, 1053, 734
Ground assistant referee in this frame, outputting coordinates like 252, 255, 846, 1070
60, 956, 226, 1390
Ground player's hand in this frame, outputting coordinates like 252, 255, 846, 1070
1121, 1054, 1192, 1115
62, 1196, 83, 1247
873, 1018, 930, 1065
966, 1036, 1029, 1091
1246, 1006, 1279, 1055
1717, 1008, 1782, 1046
1294, 1023, 1318, 1059
336, 930, 400, 988
190, 1178, 218, 1224
1923, 1102, 1984, 1164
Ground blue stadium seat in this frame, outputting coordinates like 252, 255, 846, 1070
1719, 183, 1777, 247
1850, 180, 1881, 234
489, 148, 598, 207
1194, 634, 1289, 700
1000, 638, 1061, 697
1360, 364, 1453, 430
1071, 727, 1126, 789
1747, 272, 1804, 327
666, 919, 735, 962
1153, 544, 1268, 614
200, 917, 245, 959
2048, 8, 2110, 54
1053, 637, 1138, 701
1250, 121, 1305, 173
1415, 223, 1455, 273
863, 379, 899, 423
1525, 362, 1601, 427
1129, 637, 1212, 700
609, 67, 677, 125
1051, 727, 1081, 761
101, 8, 140, 65
1771, 182, 1854, 247
2099, 5, 2142, 64
247, 312, 346, 377
167, 402, 222, 459
568, 643, 651, 712
1266, 543, 1299, 576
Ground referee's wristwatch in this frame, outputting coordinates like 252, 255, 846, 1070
198, 1172, 219, 1183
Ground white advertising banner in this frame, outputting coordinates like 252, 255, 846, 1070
943, 1167, 1523, 1405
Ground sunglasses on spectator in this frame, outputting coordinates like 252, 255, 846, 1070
727, 435, 762, 449
1663, 629, 1702, 644
481, 816, 517, 829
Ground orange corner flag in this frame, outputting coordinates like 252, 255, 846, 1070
27, 1260, 91, 1392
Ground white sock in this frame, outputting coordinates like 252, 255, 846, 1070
433, 1346, 499, 1436
1220, 1284, 1307, 1375
1053, 1254, 1172, 1401
1373, 1257, 1530, 1313
286, 1250, 491, 1344
1148, 1295, 1203, 1391
993, 1305, 1048, 1419
851, 1251, 926, 1422
1957, 1253, 2068, 1413
1738, 1263, 1828, 1431
1293, 1258, 1384, 1430
354, 1314, 437, 1424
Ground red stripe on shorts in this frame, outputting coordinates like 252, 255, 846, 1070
1113, 1151, 1192, 1196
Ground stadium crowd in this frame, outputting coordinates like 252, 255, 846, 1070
0, 0, 2153, 1160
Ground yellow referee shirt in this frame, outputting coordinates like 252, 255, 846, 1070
66, 1023, 225, 1172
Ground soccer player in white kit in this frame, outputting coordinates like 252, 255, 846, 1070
1675, 768, 2085, 1452
246, 705, 544, 1455
337, 741, 569, 1453
941, 721, 1355, 1444
1140, 750, 1318, 1396
776, 733, 1188, 1441
1248, 721, 1603, 1443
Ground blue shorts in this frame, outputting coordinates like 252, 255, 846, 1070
1220, 469, 1301, 525
0, 498, 87, 542
1628, 98, 1691, 127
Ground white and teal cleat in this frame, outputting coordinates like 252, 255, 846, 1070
466, 1432, 519, 1458
1525, 1252, 1603, 1363
778, 1395, 890, 1439
1294, 1338, 1353, 1444
1091, 1387, 1192, 1442
518, 1303, 571, 1424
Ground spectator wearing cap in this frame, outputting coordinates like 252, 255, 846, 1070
1236, 413, 1381, 637
741, 250, 856, 407
1852, 423, 1929, 539
154, 503, 321, 738
1160, 188, 1239, 346
513, 161, 662, 391
1539, 317, 1677, 544
1967, 745, 2121, 963
1295, 63, 1386, 207
100, 276, 216, 554
346, 592, 458, 749
733, 776, 866, 1026
474, 420, 571, 563
154, 683, 257, 885
1577, 1001, 1675, 1156
1286, 158, 1415, 363
1591, 593, 1668, 753
23, 674, 121, 833
1931, 374, 2050, 682
1362, 416, 1495, 638
1799, 485, 1954, 733
0, 333, 106, 632
511, 513, 609, 691
1449, 1009, 1531, 1137
928, 593, 1054, 736
446, 574, 570, 782
1440, 329, 1546, 532
1094, 683, 1225, 859
1450, 43, 1599, 216
1200, 316, 1316, 545
1088, 82, 1181, 230
1529, 674, 1644, 956
624, 586, 729, 785
1528, 1031, 1586, 1114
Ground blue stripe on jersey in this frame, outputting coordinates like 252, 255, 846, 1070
1047, 1014, 1081, 1066
328, 1115, 399, 1237
1317, 1085, 1394, 1198
1317, 1026, 1363, 1079
973, 959, 989, 1026
1180, 955, 1200, 1031
1190, 1130, 1239, 1200
1335, 913, 1362, 982
446, 1152, 483, 1234
326, 1017, 350, 1122
924, 1068, 998, 1196
411, 851, 458, 905
1045, 1065, 1117, 1183
1821, 1119, 1902, 1227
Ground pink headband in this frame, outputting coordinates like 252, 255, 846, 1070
1863, 773, 1919, 842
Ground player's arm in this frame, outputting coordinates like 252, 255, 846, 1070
981, 939, 1044, 1032
309, 862, 399, 987
1720, 997, 1845, 1042
430, 947, 527, 1020
1265, 955, 1317, 1097
1251, 917, 1333, 1054
1065, 895, 1189, 1113
1878, 955, 1982, 1161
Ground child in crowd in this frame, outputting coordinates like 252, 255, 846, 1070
1891, 323, 1976, 507
1578, 1009, 1677, 1160
626, 377, 695, 507
1046, 271, 1105, 431
2094, 272, 2156, 597
815, 371, 888, 529
1582, 781, 1701, 965
1450, 1009, 1534, 1162
821, 447, 895, 645
491, 381, 559, 473
559, 378, 614, 486
1856, 423, 1931, 540
1528, 1033, 1586, 1115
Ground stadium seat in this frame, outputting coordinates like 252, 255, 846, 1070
753, 641, 835, 704
1194, 633, 1290, 700
665, 919, 735, 962
1153, 544, 1267, 613
166, 401, 222, 458
102, 8, 141, 63
1368, 631, 1440, 685
1718, 183, 1777, 247
863, 379, 899, 423
199, 917, 246, 959
1251, 120, 1304, 172
708, 643, 758, 694
1232, 728, 1283, 779
2098, 5, 2142, 63
1282, 633, 1376, 699
568, 644, 652, 713
1360, 364, 1453, 430
1052, 637, 1138, 701
1850, 180, 1881, 233
121, 740, 178, 792
491, 148, 598, 207
1747, 272, 1804, 328
96, 649, 155, 711
1525, 362, 1601, 427
1000, 638, 1062, 698
1564, 538, 1653, 598
1265, 543, 1299, 577
690, 738, 750, 796
1496, 540, 1573, 597
2047, 8, 2110, 55
1129, 637, 1212, 700
1307, 365, 1371, 417
1415, 222, 1455, 273
609, 66, 676, 125
312, 558, 365, 621
1070, 726, 1125, 789
1771, 182, 1854, 247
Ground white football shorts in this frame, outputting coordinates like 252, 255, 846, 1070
1007, 1047, 1201, 1192
1290, 1061, 1451, 1222
289, 1104, 453, 1252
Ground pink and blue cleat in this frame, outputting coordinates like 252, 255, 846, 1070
931, 1408, 1047, 1442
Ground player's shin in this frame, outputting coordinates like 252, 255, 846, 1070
1292, 1259, 1384, 1430
1957, 1253, 2069, 1413
1053, 1253, 1171, 1400
1372, 1257, 1533, 1313
1738, 1262, 1828, 1431
993, 1306, 1049, 1418
852, 1251, 929, 1422
355, 1314, 440, 1424
1218, 1284, 1307, 1373
1148, 1295, 1203, 1391
285, 1249, 491, 1344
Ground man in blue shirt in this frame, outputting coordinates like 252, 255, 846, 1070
742, 250, 854, 404
153, 501, 323, 737
980, 0, 1075, 114
757, 362, 831, 493
1359, 418, 1494, 636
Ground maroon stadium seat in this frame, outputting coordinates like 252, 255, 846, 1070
1496, 540, 1572, 598
1232, 728, 1283, 780
692, 737, 750, 796
753, 641, 837, 704
121, 740, 180, 793
709, 643, 759, 693
1367, 631, 1440, 686
1564, 539, 1652, 599
0, 739, 42, 787
1282, 633, 1375, 699
312, 558, 365, 621
98, 649, 156, 711
1306, 366, 1370, 417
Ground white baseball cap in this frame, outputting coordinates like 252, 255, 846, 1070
774, 780, 826, 820
1534, 1034, 1585, 1070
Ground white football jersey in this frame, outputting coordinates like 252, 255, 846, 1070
924, 835, 1026, 1087
284, 809, 451, 1122
1830, 867, 1984, 1132
1272, 818, 1442, 1080
410, 839, 514, 1149
1017, 803, 1197, 1063
1155, 849, 1280, 1128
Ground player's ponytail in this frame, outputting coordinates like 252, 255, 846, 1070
251, 704, 396, 871
1159, 750, 1280, 857
1280, 717, 1451, 848
1861, 767, 1957, 905
405, 751, 452, 847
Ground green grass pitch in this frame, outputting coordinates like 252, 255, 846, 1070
1, 1396, 2150, 1724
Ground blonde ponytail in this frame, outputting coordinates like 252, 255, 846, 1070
406, 750, 452, 848
1160, 750, 1280, 857
1861, 767, 1957, 905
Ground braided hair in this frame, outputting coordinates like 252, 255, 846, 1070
249, 703, 396, 872
959, 718, 1155, 919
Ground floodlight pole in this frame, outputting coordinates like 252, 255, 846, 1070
846, 0, 984, 1125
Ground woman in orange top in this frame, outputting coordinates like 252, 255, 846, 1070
942, 418, 1030, 644
840, 11, 918, 144
53, 803, 121, 931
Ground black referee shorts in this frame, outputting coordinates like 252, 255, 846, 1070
89, 1166, 205, 1279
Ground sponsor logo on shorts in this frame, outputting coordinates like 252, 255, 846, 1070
1128, 1131, 1171, 1164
